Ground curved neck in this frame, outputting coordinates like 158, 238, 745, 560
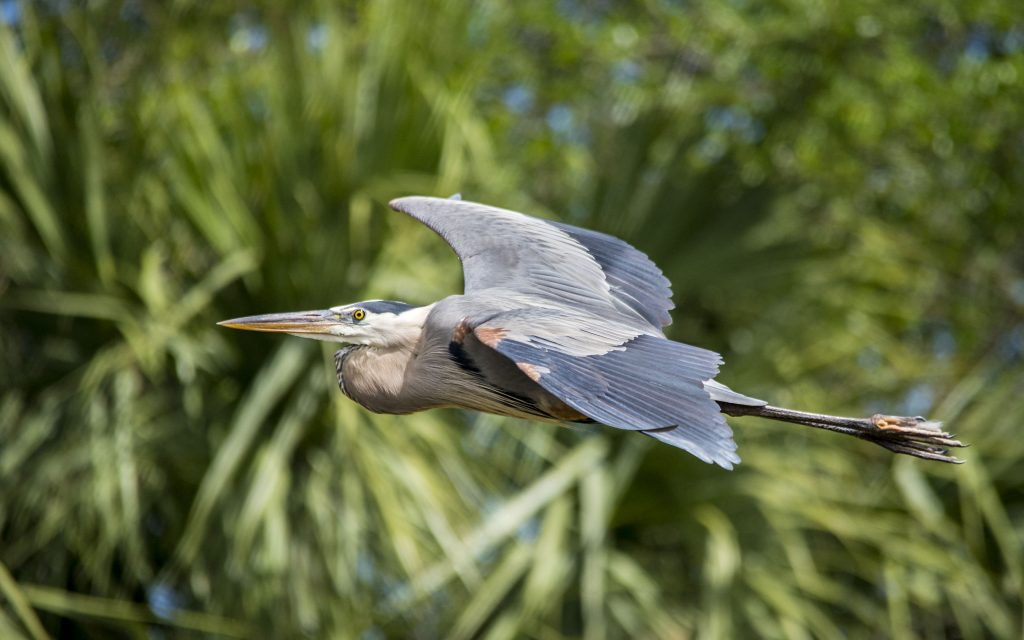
335, 344, 426, 414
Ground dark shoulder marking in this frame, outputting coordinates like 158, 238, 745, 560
446, 337, 563, 421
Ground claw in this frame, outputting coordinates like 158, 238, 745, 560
873, 414, 909, 430
872, 414, 942, 433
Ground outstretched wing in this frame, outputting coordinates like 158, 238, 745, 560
547, 221, 674, 328
465, 308, 739, 468
389, 196, 674, 328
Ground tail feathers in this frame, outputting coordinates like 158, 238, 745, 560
703, 379, 766, 407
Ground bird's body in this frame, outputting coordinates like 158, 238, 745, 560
221, 196, 963, 467
334, 297, 587, 422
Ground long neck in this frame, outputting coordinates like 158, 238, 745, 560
334, 345, 418, 414
334, 304, 438, 413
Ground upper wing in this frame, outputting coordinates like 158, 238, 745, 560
389, 196, 674, 328
546, 221, 674, 327
466, 308, 739, 468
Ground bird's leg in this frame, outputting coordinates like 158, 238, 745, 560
718, 403, 966, 464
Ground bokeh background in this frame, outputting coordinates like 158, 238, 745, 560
1, 1, 1022, 638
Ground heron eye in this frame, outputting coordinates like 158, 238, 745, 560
352, 308, 366, 321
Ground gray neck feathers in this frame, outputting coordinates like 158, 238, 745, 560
334, 344, 424, 414
334, 346, 359, 398
334, 304, 437, 412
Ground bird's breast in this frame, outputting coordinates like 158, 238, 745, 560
335, 344, 427, 414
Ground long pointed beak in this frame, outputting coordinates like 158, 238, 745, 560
218, 309, 340, 335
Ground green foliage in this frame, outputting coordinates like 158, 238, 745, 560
1, 1, 1022, 638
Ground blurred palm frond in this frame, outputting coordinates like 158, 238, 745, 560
1, 1, 1022, 638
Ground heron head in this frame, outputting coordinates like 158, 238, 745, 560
219, 300, 428, 347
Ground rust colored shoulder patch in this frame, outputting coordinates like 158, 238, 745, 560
452, 318, 470, 343
516, 361, 545, 382
475, 326, 508, 348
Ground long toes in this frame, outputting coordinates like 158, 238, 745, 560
863, 414, 967, 463
872, 414, 944, 434
872, 414, 915, 430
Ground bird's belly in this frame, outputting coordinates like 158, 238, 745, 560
459, 389, 592, 424
437, 332, 584, 423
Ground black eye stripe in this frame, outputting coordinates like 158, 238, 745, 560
359, 300, 414, 315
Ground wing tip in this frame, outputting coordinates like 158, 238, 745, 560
644, 426, 741, 470
715, 449, 741, 470
388, 195, 427, 212
390, 194, 474, 213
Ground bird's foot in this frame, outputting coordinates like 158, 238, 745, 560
719, 403, 968, 463
872, 414, 942, 435
867, 414, 965, 463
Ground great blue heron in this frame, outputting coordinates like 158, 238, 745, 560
220, 196, 964, 468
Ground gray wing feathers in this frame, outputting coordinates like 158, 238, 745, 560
548, 221, 674, 328
474, 315, 740, 468
391, 196, 675, 331
471, 307, 651, 357
389, 197, 611, 307
703, 379, 767, 406
393, 196, 742, 467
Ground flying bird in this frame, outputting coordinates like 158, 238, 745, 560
220, 196, 963, 468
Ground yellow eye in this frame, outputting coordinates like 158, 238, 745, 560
352, 309, 366, 321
